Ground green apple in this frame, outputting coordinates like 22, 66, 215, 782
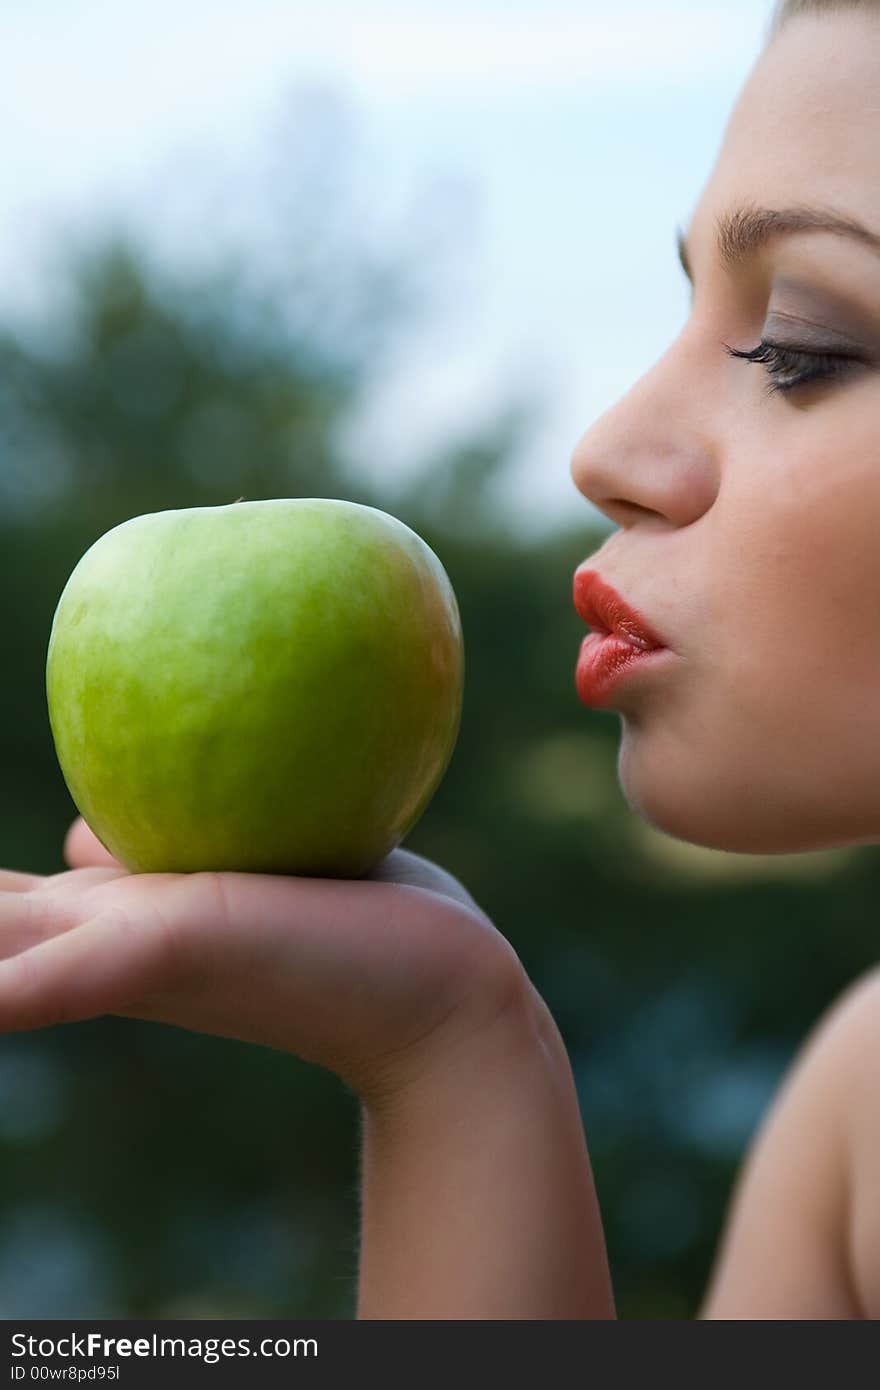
46, 498, 464, 877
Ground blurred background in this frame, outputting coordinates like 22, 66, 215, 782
1, 0, 876, 1320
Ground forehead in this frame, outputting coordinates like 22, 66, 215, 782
691, 12, 880, 240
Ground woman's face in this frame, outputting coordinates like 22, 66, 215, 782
570, 10, 880, 856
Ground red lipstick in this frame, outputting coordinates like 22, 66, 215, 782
573, 567, 672, 707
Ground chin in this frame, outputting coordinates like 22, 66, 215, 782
614, 721, 871, 856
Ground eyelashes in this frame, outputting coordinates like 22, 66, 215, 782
723, 339, 862, 397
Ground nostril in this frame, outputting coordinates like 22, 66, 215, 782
608, 499, 653, 516
595, 499, 662, 529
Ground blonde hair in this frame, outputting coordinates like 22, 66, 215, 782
767, 0, 880, 41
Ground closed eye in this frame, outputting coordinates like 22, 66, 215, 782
723, 339, 864, 397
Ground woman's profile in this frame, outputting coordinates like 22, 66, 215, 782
1, 0, 878, 1318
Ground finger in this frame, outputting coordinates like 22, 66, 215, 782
64, 818, 124, 869
0, 905, 170, 1031
0, 878, 120, 967
37, 867, 129, 896
0, 870, 44, 892
0, 892, 65, 959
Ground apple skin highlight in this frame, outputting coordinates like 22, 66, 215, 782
46, 498, 464, 878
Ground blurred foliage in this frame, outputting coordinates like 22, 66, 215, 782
1, 113, 879, 1321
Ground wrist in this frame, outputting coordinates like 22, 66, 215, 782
357, 948, 551, 1118
356, 960, 615, 1318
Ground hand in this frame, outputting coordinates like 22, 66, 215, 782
0, 819, 527, 1107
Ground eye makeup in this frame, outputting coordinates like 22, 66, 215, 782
765, 277, 880, 358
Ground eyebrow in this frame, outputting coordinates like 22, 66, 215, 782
676, 203, 880, 284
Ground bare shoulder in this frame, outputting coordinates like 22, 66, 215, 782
831, 965, 880, 1318
699, 964, 880, 1319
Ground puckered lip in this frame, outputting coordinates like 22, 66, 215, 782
572, 566, 668, 652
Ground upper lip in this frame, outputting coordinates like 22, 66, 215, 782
573, 567, 667, 651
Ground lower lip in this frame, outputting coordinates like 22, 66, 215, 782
575, 632, 673, 707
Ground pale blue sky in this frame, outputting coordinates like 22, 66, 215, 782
0, 0, 774, 535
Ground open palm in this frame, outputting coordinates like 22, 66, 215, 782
0, 819, 522, 1103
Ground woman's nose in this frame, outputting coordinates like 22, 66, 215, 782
569, 338, 720, 530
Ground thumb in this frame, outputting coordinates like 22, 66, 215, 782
64, 817, 124, 869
